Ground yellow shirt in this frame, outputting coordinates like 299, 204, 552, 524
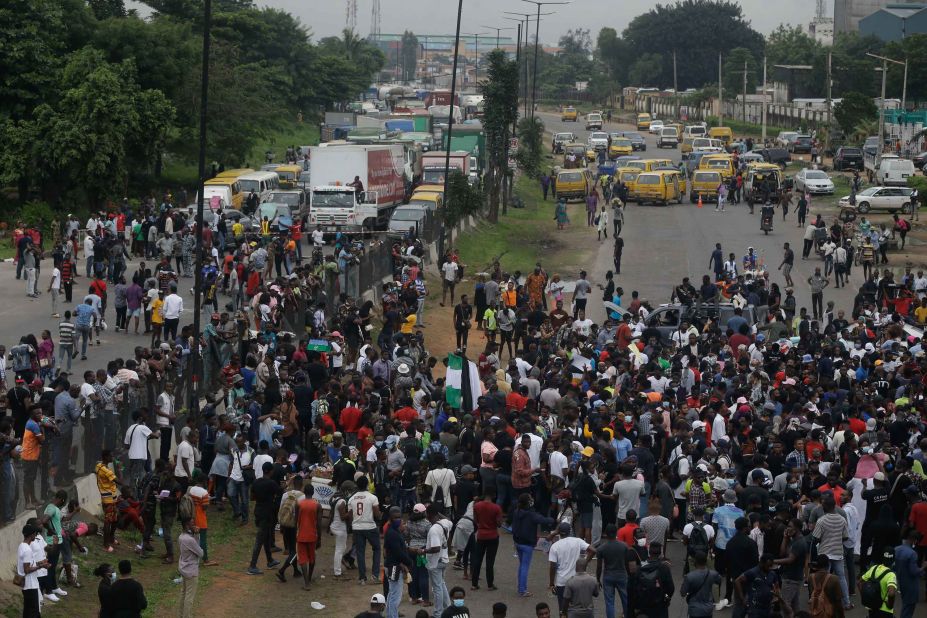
95, 462, 117, 504
261, 220, 270, 236
232, 222, 244, 237
150, 298, 164, 324
915, 305, 927, 324
400, 313, 416, 334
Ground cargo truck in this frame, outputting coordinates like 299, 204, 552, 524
425, 89, 459, 108
308, 144, 407, 233
443, 123, 485, 181
420, 151, 470, 185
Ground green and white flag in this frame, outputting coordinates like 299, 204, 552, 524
445, 352, 481, 411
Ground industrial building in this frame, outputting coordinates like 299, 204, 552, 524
859, 3, 927, 40
834, 0, 922, 33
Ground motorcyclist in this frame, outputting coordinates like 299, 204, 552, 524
761, 201, 775, 229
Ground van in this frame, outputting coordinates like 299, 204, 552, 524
744, 163, 782, 201
698, 155, 736, 180
684, 125, 707, 138
203, 178, 243, 210
689, 170, 723, 203
412, 184, 445, 199
681, 137, 695, 155
561, 106, 578, 122
877, 155, 916, 186
707, 127, 734, 145
563, 143, 587, 169
407, 191, 443, 211
625, 158, 673, 174
238, 171, 280, 204
657, 127, 679, 149
637, 113, 652, 131
274, 165, 302, 189
388, 205, 434, 239
615, 167, 641, 200
633, 171, 684, 206
555, 169, 593, 201
692, 138, 724, 153
215, 168, 255, 180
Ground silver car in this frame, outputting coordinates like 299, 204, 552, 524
793, 169, 835, 195
838, 186, 915, 214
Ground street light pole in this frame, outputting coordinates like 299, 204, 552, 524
481, 25, 514, 49
521, 0, 568, 117
673, 50, 678, 120
761, 55, 767, 142
867, 52, 906, 151
190, 0, 212, 415
438, 0, 464, 262
504, 12, 551, 119
718, 52, 723, 127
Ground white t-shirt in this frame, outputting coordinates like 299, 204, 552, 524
50, 268, 61, 291
549, 450, 569, 480
424, 468, 456, 503
253, 453, 273, 479
441, 261, 458, 282
548, 536, 590, 586
673, 456, 692, 499
348, 491, 379, 531
17, 542, 39, 590
230, 447, 253, 482
174, 440, 195, 477
30, 537, 47, 578
157, 393, 174, 428
425, 520, 451, 569
572, 318, 593, 337
683, 522, 715, 543
311, 229, 325, 247
125, 423, 153, 461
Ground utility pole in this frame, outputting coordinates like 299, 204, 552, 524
761, 55, 767, 142
902, 58, 908, 111
505, 12, 551, 119
824, 51, 832, 156
867, 52, 906, 152
438, 0, 464, 261
718, 52, 723, 127
673, 50, 679, 120
191, 0, 212, 415
514, 22, 522, 136
742, 60, 747, 123
481, 25, 514, 49
521, 0, 569, 117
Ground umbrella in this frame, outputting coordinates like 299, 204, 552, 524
603, 302, 627, 316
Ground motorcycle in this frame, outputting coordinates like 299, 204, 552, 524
760, 206, 774, 235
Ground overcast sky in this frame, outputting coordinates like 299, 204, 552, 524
130, 0, 819, 42
270, 0, 817, 41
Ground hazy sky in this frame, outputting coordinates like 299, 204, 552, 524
130, 0, 820, 42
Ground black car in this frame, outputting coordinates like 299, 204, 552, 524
620, 131, 647, 151
913, 152, 927, 169
760, 147, 791, 166
833, 147, 863, 171
789, 135, 813, 154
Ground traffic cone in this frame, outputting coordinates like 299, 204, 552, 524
697, 194, 703, 209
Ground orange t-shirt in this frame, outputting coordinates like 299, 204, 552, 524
189, 485, 210, 529
296, 499, 319, 543
22, 420, 42, 461
501, 289, 517, 308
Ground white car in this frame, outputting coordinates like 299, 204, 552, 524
775, 131, 799, 147
793, 169, 835, 195
587, 131, 609, 151
838, 186, 915, 214
648, 119, 665, 135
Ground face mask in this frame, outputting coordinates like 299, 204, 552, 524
110, 573, 117, 584
788, 482, 799, 490
453, 599, 465, 608
727, 479, 737, 488
636, 537, 647, 547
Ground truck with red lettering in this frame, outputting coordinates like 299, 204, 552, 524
308, 144, 408, 233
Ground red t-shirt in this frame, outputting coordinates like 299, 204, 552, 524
394, 406, 418, 429
617, 523, 639, 546
817, 482, 845, 505
357, 426, 374, 455
909, 502, 927, 546
506, 392, 528, 411
340, 406, 362, 433
473, 500, 502, 541
848, 417, 866, 435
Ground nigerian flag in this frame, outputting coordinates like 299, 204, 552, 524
446, 352, 481, 411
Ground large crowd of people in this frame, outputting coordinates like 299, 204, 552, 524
4, 181, 927, 618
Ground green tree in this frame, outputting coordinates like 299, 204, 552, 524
443, 171, 482, 228
827, 32, 883, 97
628, 53, 664, 87
596, 27, 629, 86
480, 49, 519, 223
400, 31, 419, 83
88, 0, 126, 19
515, 116, 544, 179
723, 47, 757, 95
884, 34, 927, 106
834, 92, 877, 136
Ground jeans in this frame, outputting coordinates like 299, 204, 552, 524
58, 343, 73, 371
416, 297, 426, 325
387, 575, 403, 618
354, 528, 382, 581
86, 256, 94, 277
249, 516, 274, 568
515, 542, 534, 594
410, 563, 429, 601
128, 459, 147, 491
470, 537, 499, 588
50, 289, 59, 313
602, 572, 629, 618
428, 563, 450, 618
640, 481, 651, 517
227, 479, 250, 522
159, 426, 173, 463
25, 267, 36, 296
0, 458, 15, 521
495, 473, 512, 513
811, 291, 824, 319
333, 528, 348, 575
828, 557, 850, 607
76, 324, 91, 356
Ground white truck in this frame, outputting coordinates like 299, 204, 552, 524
308, 144, 408, 233
864, 152, 916, 186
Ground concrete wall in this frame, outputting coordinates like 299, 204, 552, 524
639, 98, 830, 132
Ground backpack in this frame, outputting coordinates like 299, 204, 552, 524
668, 455, 685, 488
637, 563, 664, 608
277, 491, 300, 529
809, 572, 836, 618
9, 345, 31, 373
178, 489, 195, 521
431, 469, 449, 512
687, 522, 710, 557
860, 565, 889, 610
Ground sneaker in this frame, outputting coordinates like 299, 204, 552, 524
52, 314, 60, 318
267, 559, 281, 569
52, 588, 68, 596
247, 567, 263, 575
44, 594, 60, 602
715, 599, 729, 611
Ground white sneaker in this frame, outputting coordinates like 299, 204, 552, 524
44, 594, 60, 602
715, 599, 729, 611
52, 588, 68, 596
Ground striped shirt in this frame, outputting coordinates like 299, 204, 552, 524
812, 512, 848, 560
58, 321, 75, 346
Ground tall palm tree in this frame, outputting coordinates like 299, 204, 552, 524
852, 119, 878, 144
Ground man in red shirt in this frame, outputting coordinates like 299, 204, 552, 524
471, 491, 502, 590
616, 314, 633, 349
617, 510, 640, 546
393, 400, 418, 429
293, 487, 322, 590
506, 385, 529, 412
512, 434, 536, 500
340, 403, 362, 444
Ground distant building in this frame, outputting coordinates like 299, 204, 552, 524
834, 0, 922, 33
859, 3, 927, 40
808, 17, 835, 45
